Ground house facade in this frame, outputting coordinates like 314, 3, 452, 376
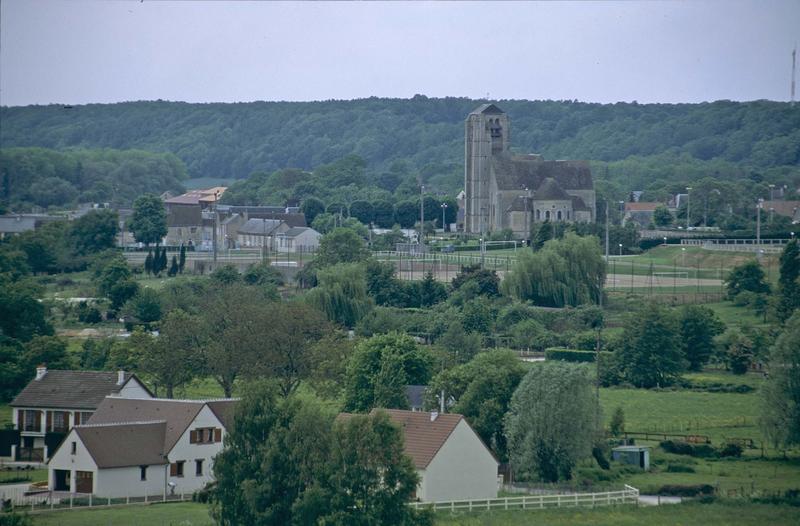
340, 409, 498, 502
275, 227, 321, 253
6, 368, 152, 462
48, 397, 236, 497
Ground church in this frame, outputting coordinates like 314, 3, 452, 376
463, 104, 596, 239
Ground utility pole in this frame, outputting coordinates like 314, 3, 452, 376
792, 45, 796, 106
604, 201, 609, 263
419, 184, 425, 250
686, 187, 692, 230
756, 198, 763, 245
212, 191, 219, 265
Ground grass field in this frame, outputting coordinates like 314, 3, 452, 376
0, 468, 48, 484
25, 501, 800, 526
29, 502, 214, 526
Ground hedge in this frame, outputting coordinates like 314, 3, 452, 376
545, 348, 613, 363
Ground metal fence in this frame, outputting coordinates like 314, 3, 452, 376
409, 485, 639, 512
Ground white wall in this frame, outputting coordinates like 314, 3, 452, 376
166, 405, 226, 495
118, 379, 152, 399
95, 465, 167, 499
48, 429, 97, 494
418, 419, 498, 502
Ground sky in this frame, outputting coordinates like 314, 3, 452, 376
1, 0, 798, 107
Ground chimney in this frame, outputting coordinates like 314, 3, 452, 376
35, 365, 47, 380
117, 370, 126, 385
430, 411, 438, 422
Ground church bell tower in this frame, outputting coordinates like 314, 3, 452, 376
464, 104, 509, 234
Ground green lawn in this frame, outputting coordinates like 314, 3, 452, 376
600, 386, 761, 443
26, 501, 800, 526
434, 501, 800, 526
30, 502, 214, 526
705, 302, 768, 328
0, 468, 48, 484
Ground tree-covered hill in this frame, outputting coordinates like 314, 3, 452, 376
2, 97, 798, 188
0, 148, 187, 210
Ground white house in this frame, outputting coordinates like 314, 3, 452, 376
6, 368, 152, 462
275, 227, 321, 253
340, 409, 498, 502
236, 218, 290, 250
47, 397, 237, 498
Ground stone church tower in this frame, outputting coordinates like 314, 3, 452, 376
464, 104, 509, 235
463, 104, 595, 238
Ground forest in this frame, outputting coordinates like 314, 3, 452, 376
1, 97, 799, 210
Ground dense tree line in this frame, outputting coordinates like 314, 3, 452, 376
2, 97, 798, 204
0, 147, 187, 209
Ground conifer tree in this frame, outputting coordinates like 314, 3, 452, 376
144, 250, 153, 275
776, 239, 800, 321
178, 244, 186, 274
168, 255, 179, 277
159, 247, 168, 275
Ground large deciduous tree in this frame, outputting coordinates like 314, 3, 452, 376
760, 311, 800, 448
70, 209, 119, 254
615, 302, 685, 387
505, 362, 600, 482
306, 263, 372, 328
503, 233, 605, 307
725, 260, 770, 299
129, 194, 167, 247
678, 305, 725, 371
344, 332, 433, 412
315, 227, 370, 267
776, 239, 800, 321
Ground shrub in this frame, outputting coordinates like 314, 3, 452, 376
719, 442, 743, 458
660, 440, 717, 458
656, 484, 714, 497
666, 464, 696, 473
545, 348, 608, 363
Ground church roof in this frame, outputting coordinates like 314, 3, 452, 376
534, 178, 572, 201
470, 104, 505, 115
571, 195, 591, 212
491, 154, 593, 192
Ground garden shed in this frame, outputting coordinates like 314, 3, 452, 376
612, 445, 650, 470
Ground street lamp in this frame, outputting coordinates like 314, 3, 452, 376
663, 237, 667, 247
419, 184, 425, 249
686, 187, 692, 230
681, 247, 686, 267
756, 198, 764, 246
618, 243, 622, 256
440, 202, 448, 233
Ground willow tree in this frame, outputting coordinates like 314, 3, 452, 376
505, 362, 600, 482
503, 233, 605, 307
306, 263, 372, 328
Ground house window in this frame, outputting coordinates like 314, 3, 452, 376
190, 427, 221, 444
52, 411, 67, 432
170, 461, 185, 478
79, 412, 94, 425
195, 459, 204, 476
71, 442, 76, 455
140, 466, 147, 481
557, 210, 562, 221
22, 410, 40, 432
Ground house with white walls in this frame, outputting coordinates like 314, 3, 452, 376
5, 367, 152, 462
47, 397, 236, 498
340, 409, 498, 502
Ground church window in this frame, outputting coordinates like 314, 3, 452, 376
557, 210, 563, 221
536, 209, 541, 221
545, 210, 551, 221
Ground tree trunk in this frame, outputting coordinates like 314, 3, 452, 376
166, 383, 174, 399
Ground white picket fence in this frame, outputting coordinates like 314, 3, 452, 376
409, 485, 639, 512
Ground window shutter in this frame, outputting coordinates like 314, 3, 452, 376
189, 430, 197, 444
46, 411, 52, 431
214, 429, 222, 443
170, 463, 178, 477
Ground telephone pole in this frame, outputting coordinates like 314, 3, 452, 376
792, 45, 796, 106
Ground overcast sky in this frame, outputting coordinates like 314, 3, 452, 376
1, 1, 798, 107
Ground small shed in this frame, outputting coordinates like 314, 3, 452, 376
612, 445, 650, 471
